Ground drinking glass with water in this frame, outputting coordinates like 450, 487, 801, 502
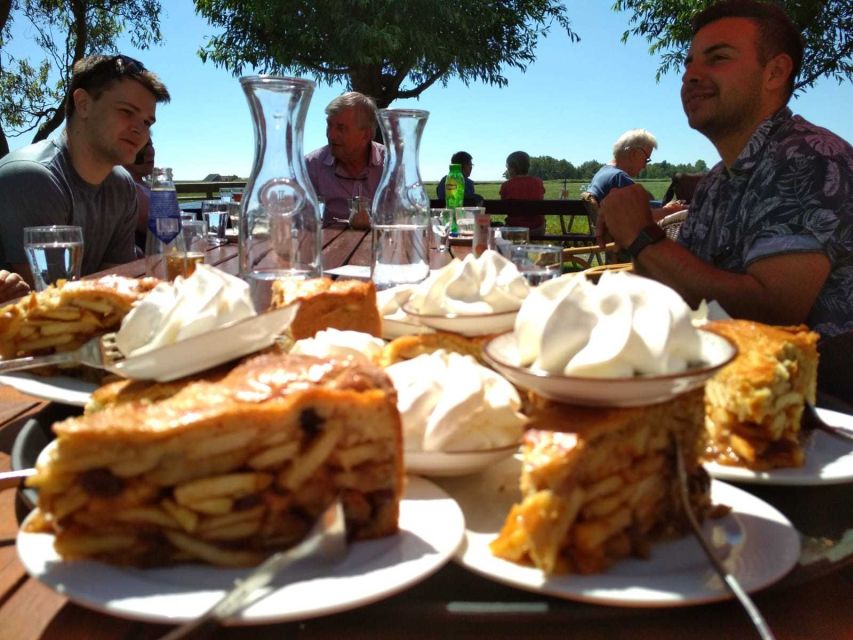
510, 244, 563, 286
23, 225, 84, 290
201, 200, 229, 246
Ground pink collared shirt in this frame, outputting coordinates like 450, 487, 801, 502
305, 141, 385, 222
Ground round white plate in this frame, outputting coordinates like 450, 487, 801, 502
0, 372, 95, 407
114, 305, 297, 382
382, 313, 434, 340
705, 407, 853, 485
405, 442, 520, 477
402, 304, 518, 337
437, 458, 800, 608
17, 476, 464, 625
483, 330, 736, 407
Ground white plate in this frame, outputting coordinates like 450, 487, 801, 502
405, 442, 520, 477
438, 458, 800, 608
483, 330, 736, 407
705, 407, 853, 485
17, 476, 464, 625
402, 304, 518, 337
114, 305, 297, 382
382, 313, 435, 340
0, 372, 96, 406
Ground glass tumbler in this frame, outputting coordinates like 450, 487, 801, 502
23, 225, 84, 290
510, 244, 564, 286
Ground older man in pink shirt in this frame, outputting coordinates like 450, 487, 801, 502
305, 92, 385, 223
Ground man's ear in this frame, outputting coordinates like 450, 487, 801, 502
764, 53, 794, 93
72, 88, 92, 118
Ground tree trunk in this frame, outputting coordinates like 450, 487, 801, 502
34, 0, 88, 143
0, 126, 9, 159
0, 0, 11, 33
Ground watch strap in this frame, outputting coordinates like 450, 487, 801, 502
627, 223, 666, 258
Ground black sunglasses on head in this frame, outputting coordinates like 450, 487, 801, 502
99, 54, 146, 75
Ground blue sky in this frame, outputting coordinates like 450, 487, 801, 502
6, 1, 852, 182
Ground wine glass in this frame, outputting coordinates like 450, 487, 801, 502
430, 208, 451, 253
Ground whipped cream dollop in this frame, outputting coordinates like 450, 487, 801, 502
515, 271, 703, 377
115, 264, 256, 356
376, 284, 417, 320
385, 349, 527, 452
407, 250, 529, 315
290, 328, 385, 365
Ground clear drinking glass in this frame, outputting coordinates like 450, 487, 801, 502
23, 225, 84, 290
348, 196, 371, 230
240, 75, 321, 309
201, 199, 229, 246
495, 226, 530, 258
510, 244, 564, 286
167, 219, 206, 280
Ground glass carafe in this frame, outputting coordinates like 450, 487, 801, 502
371, 109, 430, 290
239, 75, 321, 309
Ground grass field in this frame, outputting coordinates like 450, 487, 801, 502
423, 179, 671, 234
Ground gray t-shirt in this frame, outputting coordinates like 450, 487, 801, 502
0, 137, 138, 275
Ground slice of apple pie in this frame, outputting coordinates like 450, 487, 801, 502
25, 351, 403, 567
490, 389, 711, 575
702, 320, 819, 470
0, 276, 158, 360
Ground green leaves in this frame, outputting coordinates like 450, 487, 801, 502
0, 0, 164, 154
613, 0, 853, 91
193, 0, 579, 107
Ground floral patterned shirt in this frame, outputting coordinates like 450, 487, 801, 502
678, 107, 853, 338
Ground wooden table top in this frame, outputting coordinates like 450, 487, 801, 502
0, 226, 851, 639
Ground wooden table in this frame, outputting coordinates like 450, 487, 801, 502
1, 225, 851, 639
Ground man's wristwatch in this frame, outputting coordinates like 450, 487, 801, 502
626, 223, 666, 258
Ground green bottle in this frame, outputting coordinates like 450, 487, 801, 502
445, 163, 464, 236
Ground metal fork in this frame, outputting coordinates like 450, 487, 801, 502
160, 498, 347, 640
0, 332, 124, 376
673, 437, 776, 640
803, 403, 853, 443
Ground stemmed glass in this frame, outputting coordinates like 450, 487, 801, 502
430, 208, 452, 253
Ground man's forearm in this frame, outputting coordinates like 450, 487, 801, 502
631, 240, 824, 325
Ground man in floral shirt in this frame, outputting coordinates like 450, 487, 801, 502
596, 1, 852, 343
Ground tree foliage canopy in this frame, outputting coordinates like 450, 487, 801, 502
614, 0, 853, 92
528, 154, 708, 180
193, 0, 578, 108
0, 0, 164, 157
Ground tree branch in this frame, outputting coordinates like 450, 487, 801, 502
396, 67, 449, 100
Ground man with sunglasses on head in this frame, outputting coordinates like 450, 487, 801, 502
0, 54, 170, 286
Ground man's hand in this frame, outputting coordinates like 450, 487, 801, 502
0, 270, 31, 303
652, 200, 688, 222
596, 184, 655, 249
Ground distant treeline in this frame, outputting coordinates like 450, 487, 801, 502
528, 155, 710, 181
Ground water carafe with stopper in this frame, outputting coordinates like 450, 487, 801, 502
371, 109, 430, 291
239, 75, 321, 309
